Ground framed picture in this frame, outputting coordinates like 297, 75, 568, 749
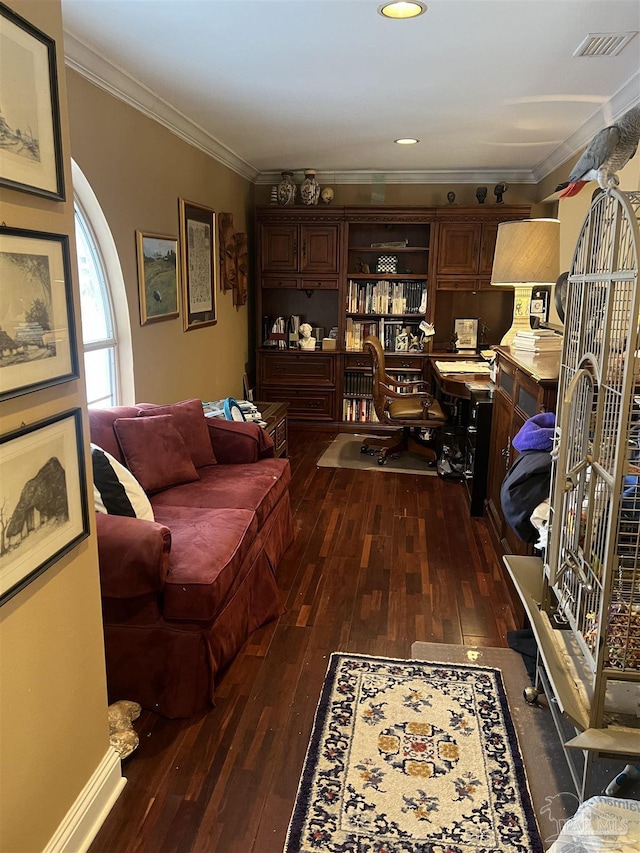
218, 212, 236, 293
179, 198, 217, 331
0, 226, 78, 402
0, 4, 65, 200
454, 318, 478, 350
0, 409, 89, 606
136, 231, 179, 325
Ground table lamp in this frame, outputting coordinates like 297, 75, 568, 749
490, 218, 560, 346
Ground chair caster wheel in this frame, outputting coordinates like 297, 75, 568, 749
378, 457, 386, 465
523, 686, 541, 705
360, 446, 369, 454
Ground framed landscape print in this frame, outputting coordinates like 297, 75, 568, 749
179, 198, 217, 331
0, 409, 89, 607
0, 4, 65, 200
0, 226, 79, 402
136, 231, 179, 325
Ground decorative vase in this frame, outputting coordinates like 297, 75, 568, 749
300, 170, 320, 206
277, 172, 296, 206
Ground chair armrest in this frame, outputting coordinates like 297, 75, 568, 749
380, 381, 434, 404
95, 513, 171, 598
206, 418, 275, 463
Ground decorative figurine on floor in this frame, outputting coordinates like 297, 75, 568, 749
476, 186, 487, 204
299, 323, 317, 350
108, 700, 141, 759
493, 182, 508, 204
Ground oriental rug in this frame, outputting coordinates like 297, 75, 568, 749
284, 653, 543, 853
317, 434, 437, 476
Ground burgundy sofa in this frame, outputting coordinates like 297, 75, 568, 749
89, 400, 293, 718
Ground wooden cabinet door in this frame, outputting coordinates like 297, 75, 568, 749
486, 389, 512, 533
261, 224, 298, 272
437, 223, 481, 274
479, 222, 499, 276
300, 224, 339, 273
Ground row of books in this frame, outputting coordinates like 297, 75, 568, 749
343, 398, 379, 423
346, 279, 427, 315
345, 318, 424, 352
343, 371, 419, 396
513, 329, 562, 353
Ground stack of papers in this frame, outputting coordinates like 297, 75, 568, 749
435, 361, 492, 374
513, 329, 562, 352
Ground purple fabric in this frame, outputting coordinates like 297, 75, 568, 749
513, 412, 556, 453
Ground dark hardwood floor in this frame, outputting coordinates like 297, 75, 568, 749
90, 427, 521, 853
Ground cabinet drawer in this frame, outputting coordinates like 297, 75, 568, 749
436, 276, 479, 291
261, 353, 336, 384
262, 275, 299, 289
300, 277, 339, 290
385, 355, 424, 371
345, 354, 373, 369
260, 386, 335, 421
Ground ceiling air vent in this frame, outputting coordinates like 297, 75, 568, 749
573, 32, 637, 57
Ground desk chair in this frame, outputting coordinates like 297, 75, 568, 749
361, 335, 447, 465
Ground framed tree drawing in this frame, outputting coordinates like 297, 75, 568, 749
179, 199, 217, 331
0, 3, 65, 200
0, 409, 89, 606
136, 231, 179, 324
0, 226, 79, 402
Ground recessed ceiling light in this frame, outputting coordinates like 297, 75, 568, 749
379, 2, 427, 20
394, 137, 420, 145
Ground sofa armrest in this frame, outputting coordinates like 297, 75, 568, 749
206, 419, 274, 464
95, 513, 171, 598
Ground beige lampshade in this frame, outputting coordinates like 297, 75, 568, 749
491, 218, 560, 287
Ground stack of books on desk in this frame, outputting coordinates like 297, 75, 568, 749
513, 329, 563, 353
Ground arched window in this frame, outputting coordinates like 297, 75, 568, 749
72, 161, 134, 407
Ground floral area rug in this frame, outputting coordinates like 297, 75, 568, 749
284, 653, 543, 853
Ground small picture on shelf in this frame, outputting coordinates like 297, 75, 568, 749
454, 318, 478, 351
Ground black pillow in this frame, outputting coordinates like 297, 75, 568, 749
91, 444, 154, 521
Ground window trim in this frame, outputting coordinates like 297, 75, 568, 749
72, 159, 135, 405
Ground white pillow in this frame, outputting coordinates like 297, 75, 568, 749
91, 443, 154, 522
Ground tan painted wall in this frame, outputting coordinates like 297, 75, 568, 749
66, 71, 255, 405
0, 2, 111, 852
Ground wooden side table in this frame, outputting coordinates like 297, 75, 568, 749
256, 401, 288, 457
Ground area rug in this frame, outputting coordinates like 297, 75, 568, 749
317, 434, 438, 476
284, 653, 542, 853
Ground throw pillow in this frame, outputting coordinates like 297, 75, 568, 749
137, 399, 216, 468
91, 444, 155, 521
114, 414, 200, 494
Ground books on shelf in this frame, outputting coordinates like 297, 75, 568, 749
342, 398, 379, 423
346, 279, 427, 315
513, 329, 562, 352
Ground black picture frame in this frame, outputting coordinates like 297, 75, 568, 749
0, 3, 65, 200
0, 226, 79, 401
0, 409, 90, 606
179, 198, 218, 331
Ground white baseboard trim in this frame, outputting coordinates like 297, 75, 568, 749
44, 747, 126, 853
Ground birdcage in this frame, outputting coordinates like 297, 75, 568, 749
541, 189, 640, 793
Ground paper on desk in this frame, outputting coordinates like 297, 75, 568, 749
435, 361, 492, 374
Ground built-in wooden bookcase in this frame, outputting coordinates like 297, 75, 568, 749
255, 204, 531, 427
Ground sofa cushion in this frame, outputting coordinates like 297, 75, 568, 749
88, 406, 141, 463
150, 458, 291, 528
154, 505, 259, 622
91, 443, 154, 521
114, 415, 199, 494
138, 399, 216, 468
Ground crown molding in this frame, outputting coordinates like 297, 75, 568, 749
255, 169, 536, 185
531, 71, 640, 182
63, 31, 259, 182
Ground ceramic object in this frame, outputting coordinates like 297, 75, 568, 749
447, 191, 456, 204
300, 170, 320, 205
277, 171, 296, 206
321, 186, 335, 204
270, 185, 278, 205
476, 186, 487, 205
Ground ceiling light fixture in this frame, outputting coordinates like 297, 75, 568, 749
394, 137, 419, 145
378, 2, 427, 20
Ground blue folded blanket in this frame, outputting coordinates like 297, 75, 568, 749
513, 412, 556, 453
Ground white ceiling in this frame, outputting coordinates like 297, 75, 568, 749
61, 0, 640, 186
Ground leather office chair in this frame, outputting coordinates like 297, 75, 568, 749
361, 335, 447, 465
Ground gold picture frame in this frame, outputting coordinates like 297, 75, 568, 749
179, 198, 217, 331
136, 231, 179, 325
